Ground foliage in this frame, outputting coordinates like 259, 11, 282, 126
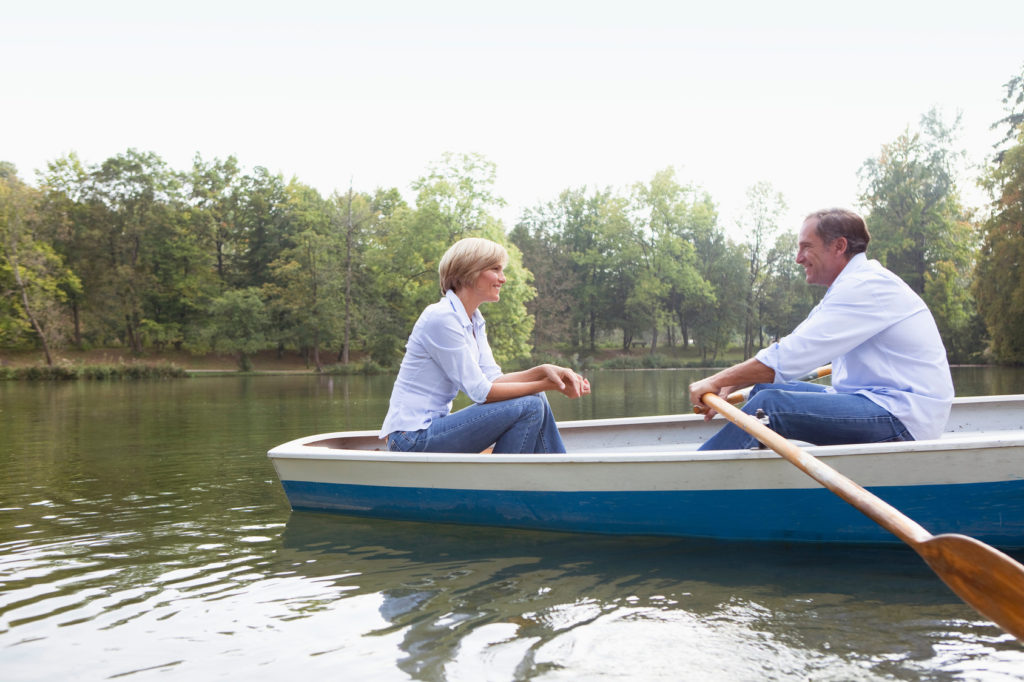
735, 182, 787, 356
0, 360, 187, 380
197, 287, 271, 370
320, 360, 389, 375
992, 62, 1024, 158
975, 130, 1024, 363
859, 108, 982, 360
0, 168, 81, 363
12, 71, 1024, 375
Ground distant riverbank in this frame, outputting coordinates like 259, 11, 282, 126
0, 346, 741, 378
0, 348, 334, 374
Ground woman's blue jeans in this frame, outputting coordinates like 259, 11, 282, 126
386, 393, 566, 454
699, 381, 912, 450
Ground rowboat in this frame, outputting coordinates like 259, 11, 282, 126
268, 394, 1024, 547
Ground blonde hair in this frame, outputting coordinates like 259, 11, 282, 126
438, 237, 509, 294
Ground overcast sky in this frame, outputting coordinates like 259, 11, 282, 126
5, 0, 1023, 234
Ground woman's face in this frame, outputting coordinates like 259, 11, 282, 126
469, 262, 506, 303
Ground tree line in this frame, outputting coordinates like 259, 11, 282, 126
2, 67, 1023, 369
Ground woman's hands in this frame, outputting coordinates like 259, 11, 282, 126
487, 364, 591, 402
540, 364, 591, 399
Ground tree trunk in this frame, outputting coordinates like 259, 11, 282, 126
10, 256, 53, 366
72, 302, 82, 347
342, 184, 354, 365
312, 330, 322, 372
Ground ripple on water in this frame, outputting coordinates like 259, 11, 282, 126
5, 375, 1024, 680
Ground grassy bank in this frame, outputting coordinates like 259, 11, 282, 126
0, 346, 742, 380
0, 361, 189, 381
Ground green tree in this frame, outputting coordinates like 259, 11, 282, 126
736, 182, 787, 356
687, 219, 748, 363
515, 187, 622, 353
38, 152, 104, 347
188, 153, 245, 285
1, 166, 81, 362
510, 205, 579, 352
992, 63, 1024, 158
361, 200, 431, 366
199, 287, 271, 370
581, 192, 636, 351
333, 185, 377, 365
85, 149, 190, 352
975, 129, 1024, 363
263, 180, 339, 369
859, 109, 980, 359
629, 168, 710, 353
235, 166, 294, 289
411, 152, 507, 242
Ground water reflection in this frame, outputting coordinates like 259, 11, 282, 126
3, 369, 1024, 680
278, 513, 1024, 680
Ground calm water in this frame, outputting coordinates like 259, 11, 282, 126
2, 368, 1024, 681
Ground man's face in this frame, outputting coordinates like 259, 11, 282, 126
796, 218, 849, 287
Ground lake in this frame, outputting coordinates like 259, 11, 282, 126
2, 368, 1023, 680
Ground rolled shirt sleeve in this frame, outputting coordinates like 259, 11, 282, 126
755, 276, 921, 382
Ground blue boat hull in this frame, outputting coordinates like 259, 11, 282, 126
280, 478, 1024, 547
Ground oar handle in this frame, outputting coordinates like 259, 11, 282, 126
701, 392, 933, 546
693, 365, 832, 414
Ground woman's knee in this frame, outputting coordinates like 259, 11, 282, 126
518, 393, 547, 417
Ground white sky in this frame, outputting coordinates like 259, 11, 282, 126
4, 0, 1023, 234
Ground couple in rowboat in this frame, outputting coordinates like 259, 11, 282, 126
380, 208, 953, 454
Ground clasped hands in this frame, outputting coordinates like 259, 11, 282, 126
542, 364, 591, 399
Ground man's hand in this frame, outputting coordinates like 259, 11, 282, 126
688, 378, 734, 421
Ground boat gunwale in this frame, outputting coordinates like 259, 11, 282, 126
268, 394, 1024, 464
269, 432, 1024, 465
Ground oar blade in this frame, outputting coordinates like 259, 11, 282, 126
916, 533, 1024, 641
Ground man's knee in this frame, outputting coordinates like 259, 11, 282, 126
745, 387, 781, 411
747, 383, 775, 400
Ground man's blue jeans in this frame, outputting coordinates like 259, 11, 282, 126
699, 381, 912, 450
386, 393, 566, 454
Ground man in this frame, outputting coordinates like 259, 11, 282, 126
689, 208, 953, 450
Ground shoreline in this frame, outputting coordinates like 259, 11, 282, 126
0, 348, 999, 377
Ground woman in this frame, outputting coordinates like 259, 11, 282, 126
379, 237, 590, 453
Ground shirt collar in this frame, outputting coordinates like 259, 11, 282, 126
444, 289, 484, 330
829, 252, 867, 289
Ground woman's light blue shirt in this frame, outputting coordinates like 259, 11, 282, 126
755, 253, 954, 440
379, 290, 503, 438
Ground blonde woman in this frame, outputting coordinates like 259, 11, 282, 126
379, 237, 590, 453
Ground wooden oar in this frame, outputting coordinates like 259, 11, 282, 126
701, 392, 1024, 642
693, 365, 832, 414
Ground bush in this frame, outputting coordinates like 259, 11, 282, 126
599, 355, 646, 369
321, 360, 389, 375
0, 361, 188, 381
